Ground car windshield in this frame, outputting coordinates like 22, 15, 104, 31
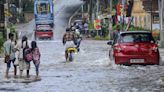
120, 33, 155, 43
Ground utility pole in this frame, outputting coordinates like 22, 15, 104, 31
96, 0, 99, 17
159, 0, 164, 47
89, 0, 94, 31
109, 0, 112, 39
5, 0, 9, 27
19, 0, 22, 14
150, 0, 153, 33
110, 0, 112, 13
89, 0, 93, 22
82, 3, 84, 18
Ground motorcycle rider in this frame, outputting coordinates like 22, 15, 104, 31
74, 28, 82, 52
63, 28, 76, 61
70, 25, 82, 52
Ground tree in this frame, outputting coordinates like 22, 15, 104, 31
22, 0, 34, 12
126, 0, 134, 17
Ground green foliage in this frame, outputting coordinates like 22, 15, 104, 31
94, 35, 109, 40
89, 22, 93, 30
22, 0, 34, 12
112, 0, 119, 8
8, 25, 18, 40
128, 25, 150, 31
112, 24, 150, 32
0, 33, 5, 53
112, 24, 123, 31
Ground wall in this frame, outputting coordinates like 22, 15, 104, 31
131, 0, 150, 29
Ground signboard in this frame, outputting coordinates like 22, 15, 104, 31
94, 19, 101, 30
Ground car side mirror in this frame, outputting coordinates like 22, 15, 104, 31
107, 40, 113, 45
155, 40, 159, 45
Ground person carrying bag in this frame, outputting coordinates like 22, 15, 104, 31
4, 44, 11, 63
3, 33, 17, 78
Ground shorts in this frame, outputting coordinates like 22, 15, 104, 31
7, 58, 16, 68
65, 41, 75, 51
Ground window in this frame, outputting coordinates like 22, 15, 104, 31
120, 33, 154, 43
37, 2, 50, 14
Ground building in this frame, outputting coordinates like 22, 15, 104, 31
131, 0, 159, 30
159, 0, 164, 32
158, 0, 164, 47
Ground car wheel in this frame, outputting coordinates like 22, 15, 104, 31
69, 52, 73, 62
123, 62, 131, 66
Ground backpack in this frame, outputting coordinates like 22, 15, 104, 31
23, 41, 33, 62
32, 48, 40, 61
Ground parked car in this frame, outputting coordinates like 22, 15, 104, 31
107, 31, 160, 65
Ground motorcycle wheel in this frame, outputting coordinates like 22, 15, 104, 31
69, 52, 73, 62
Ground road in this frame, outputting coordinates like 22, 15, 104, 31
0, 0, 164, 92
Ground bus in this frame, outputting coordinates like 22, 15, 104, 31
34, 0, 54, 40
34, 0, 54, 28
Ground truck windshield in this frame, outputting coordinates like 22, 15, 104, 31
37, 2, 50, 15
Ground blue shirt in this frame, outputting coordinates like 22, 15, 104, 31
3, 39, 15, 60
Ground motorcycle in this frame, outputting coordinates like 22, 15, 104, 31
67, 47, 77, 62
75, 37, 82, 52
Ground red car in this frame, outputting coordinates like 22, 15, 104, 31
35, 25, 53, 40
107, 31, 160, 65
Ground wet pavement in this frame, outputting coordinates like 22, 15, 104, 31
0, 40, 164, 92
0, 0, 164, 92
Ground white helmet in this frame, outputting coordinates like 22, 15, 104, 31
71, 26, 75, 31
75, 29, 80, 35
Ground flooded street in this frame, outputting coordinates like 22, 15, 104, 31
1, 40, 164, 92
0, 0, 164, 92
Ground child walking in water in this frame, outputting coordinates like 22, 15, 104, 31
31, 41, 41, 78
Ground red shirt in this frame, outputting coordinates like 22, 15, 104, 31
116, 4, 122, 15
